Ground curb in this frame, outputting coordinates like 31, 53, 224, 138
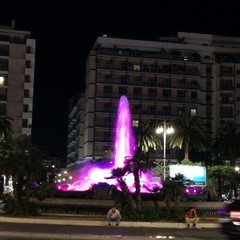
0, 216, 221, 228
0, 231, 199, 240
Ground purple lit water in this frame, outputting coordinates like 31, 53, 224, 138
57, 96, 162, 193
114, 96, 135, 168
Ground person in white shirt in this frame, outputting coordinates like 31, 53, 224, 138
106, 207, 121, 226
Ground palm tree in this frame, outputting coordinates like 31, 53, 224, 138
212, 122, 240, 167
169, 114, 206, 160
109, 167, 137, 211
125, 152, 153, 211
0, 114, 13, 141
160, 173, 185, 219
136, 120, 162, 153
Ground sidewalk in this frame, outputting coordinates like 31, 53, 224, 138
0, 213, 222, 240
0, 213, 221, 229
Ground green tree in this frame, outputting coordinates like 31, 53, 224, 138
160, 174, 185, 219
136, 120, 162, 153
13, 135, 46, 201
0, 135, 45, 215
0, 114, 13, 141
207, 165, 237, 199
212, 122, 240, 167
169, 114, 206, 160
109, 167, 137, 211
125, 152, 153, 211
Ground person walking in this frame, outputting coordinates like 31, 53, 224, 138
185, 207, 199, 228
106, 207, 121, 226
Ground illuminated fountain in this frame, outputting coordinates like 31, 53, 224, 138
57, 95, 162, 193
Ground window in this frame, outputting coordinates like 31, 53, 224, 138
148, 105, 156, 113
190, 108, 197, 116
104, 102, 111, 110
206, 79, 212, 89
105, 74, 111, 80
177, 90, 186, 98
119, 86, 127, 95
133, 120, 139, 128
22, 119, 28, 127
24, 89, 30, 98
133, 87, 142, 96
177, 106, 185, 115
0, 103, 6, 114
191, 80, 198, 86
163, 89, 171, 97
191, 91, 197, 99
220, 107, 233, 118
26, 60, 31, 68
120, 75, 127, 84
133, 104, 141, 111
206, 66, 212, 74
26, 46, 32, 54
163, 106, 171, 114
104, 85, 112, 93
177, 78, 186, 85
163, 78, 171, 87
133, 64, 140, 71
206, 95, 211, 101
0, 76, 4, 86
221, 66, 233, 75
23, 104, 29, 112
135, 76, 142, 82
149, 77, 156, 86
0, 88, 6, 101
25, 75, 31, 83
148, 88, 157, 96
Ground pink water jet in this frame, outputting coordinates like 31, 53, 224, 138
114, 95, 135, 168
57, 95, 162, 193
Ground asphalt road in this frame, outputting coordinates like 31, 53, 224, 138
0, 222, 228, 240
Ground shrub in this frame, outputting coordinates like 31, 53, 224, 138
122, 205, 160, 221
2, 193, 39, 216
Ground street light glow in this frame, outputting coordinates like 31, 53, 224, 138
156, 120, 174, 181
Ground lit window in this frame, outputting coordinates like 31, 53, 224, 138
0, 76, 4, 86
191, 108, 197, 116
133, 120, 139, 128
133, 65, 140, 71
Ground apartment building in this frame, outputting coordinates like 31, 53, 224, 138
0, 20, 35, 138
67, 32, 240, 167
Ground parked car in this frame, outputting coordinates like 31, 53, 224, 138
218, 198, 240, 240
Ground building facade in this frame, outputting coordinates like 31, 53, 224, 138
0, 20, 35, 138
67, 32, 240, 166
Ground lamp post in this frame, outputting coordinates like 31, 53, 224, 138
156, 120, 174, 181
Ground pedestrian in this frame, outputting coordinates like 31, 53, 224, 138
106, 207, 121, 226
185, 207, 199, 228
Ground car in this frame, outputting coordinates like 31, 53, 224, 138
218, 198, 240, 240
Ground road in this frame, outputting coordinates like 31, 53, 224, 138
0, 222, 228, 240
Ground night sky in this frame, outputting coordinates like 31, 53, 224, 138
0, 0, 239, 157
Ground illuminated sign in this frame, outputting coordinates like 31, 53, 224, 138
169, 165, 206, 186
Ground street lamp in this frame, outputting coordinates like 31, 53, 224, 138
156, 120, 174, 181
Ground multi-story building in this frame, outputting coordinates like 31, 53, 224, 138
67, 92, 85, 168
67, 32, 240, 167
0, 20, 35, 138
